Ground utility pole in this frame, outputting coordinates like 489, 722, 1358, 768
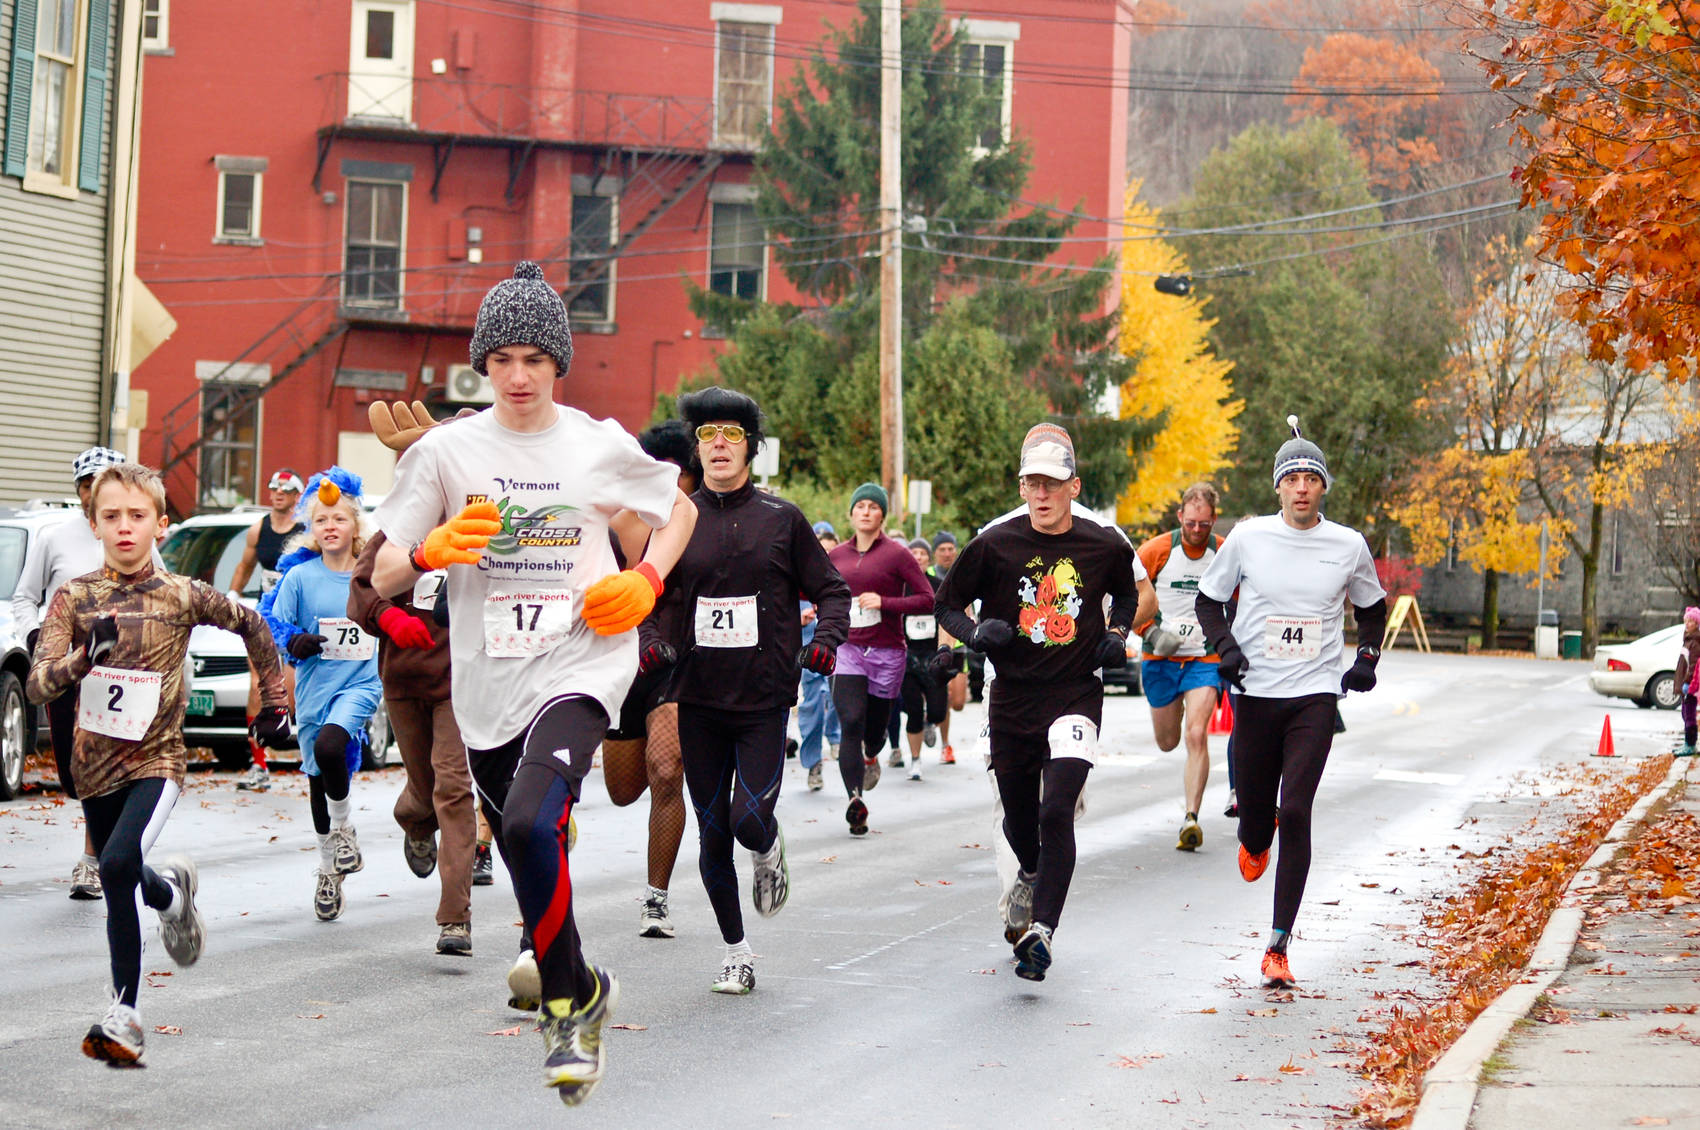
879, 0, 905, 522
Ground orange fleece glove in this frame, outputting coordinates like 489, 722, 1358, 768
412, 502, 504, 570
581, 563, 663, 636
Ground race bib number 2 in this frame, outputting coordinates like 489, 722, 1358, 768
1263, 615, 1322, 660
79, 667, 163, 742
317, 617, 374, 662
484, 590, 576, 658
695, 595, 759, 648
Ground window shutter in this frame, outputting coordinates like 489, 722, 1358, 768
4, 0, 39, 179
78, 0, 109, 191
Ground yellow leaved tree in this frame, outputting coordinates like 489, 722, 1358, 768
1115, 181, 1241, 528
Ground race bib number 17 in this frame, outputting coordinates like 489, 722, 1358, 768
483, 590, 576, 658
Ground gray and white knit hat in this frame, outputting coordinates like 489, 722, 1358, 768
1272, 415, 1331, 490
468, 261, 573, 377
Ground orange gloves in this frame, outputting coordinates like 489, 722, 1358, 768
412, 502, 504, 570
582, 563, 664, 636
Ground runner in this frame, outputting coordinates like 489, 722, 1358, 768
1135, 483, 1226, 852
928, 531, 964, 764
1195, 417, 1386, 990
894, 537, 945, 781
659, 387, 850, 993
797, 520, 843, 791
261, 470, 383, 923
934, 424, 1143, 981
229, 468, 306, 792
12, 445, 137, 899
26, 462, 290, 1065
604, 419, 698, 940
369, 261, 696, 1105
827, 483, 934, 836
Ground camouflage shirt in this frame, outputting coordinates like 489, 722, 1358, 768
27, 562, 286, 798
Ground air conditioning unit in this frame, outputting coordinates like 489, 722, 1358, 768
444, 364, 494, 404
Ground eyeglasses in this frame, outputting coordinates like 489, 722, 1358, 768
1019, 475, 1068, 493
267, 474, 304, 492
695, 424, 746, 444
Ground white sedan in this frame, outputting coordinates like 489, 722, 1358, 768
1590, 623, 1685, 710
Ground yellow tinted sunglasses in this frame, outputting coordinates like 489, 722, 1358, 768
695, 423, 747, 444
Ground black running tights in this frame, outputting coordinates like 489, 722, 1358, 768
678, 705, 786, 945
307, 724, 352, 835
832, 674, 893, 798
1231, 693, 1338, 934
467, 695, 606, 1006
992, 747, 1091, 931
83, 778, 177, 1007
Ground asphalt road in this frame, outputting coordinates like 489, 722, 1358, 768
0, 652, 1676, 1129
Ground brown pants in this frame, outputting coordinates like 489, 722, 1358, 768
389, 697, 475, 925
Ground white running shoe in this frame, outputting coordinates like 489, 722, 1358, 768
331, 826, 363, 874
1004, 868, 1037, 944
235, 764, 270, 792
82, 995, 144, 1065
711, 955, 755, 994
313, 869, 344, 921
69, 857, 102, 900
639, 891, 675, 939
154, 855, 204, 966
508, 948, 542, 1012
750, 827, 790, 918
806, 763, 823, 791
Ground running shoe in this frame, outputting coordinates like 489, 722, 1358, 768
923, 722, 938, 748
473, 843, 495, 886
1238, 843, 1270, 883
508, 948, 542, 1012
863, 756, 882, 791
639, 890, 675, 939
82, 995, 144, 1066
1013, 923, 1054, 982
1223, 789, 1239, 818
806, 762, 823, 792
785, 738, 799, 760
1679, 744, 1699, 758
887, 747, 904, 769
908, 759, 923, 782
568, 814, 579, 852
153, 855, 204, 967
331, 825, 363, 875
1176, 817, 1203, 852
751, 827, 790, 918
846, 795, 869, 837
826, 742, 839, 762
541, 965, 621, 1105
940, 744, 956, 765
235, 764, 271, 792
313, 869, 344, 921
1261, 948, 1296, 989
711, 954, 756, 995
404, 833, 437, 878
437, 921, 472, 956
1004, 868, 1037, 944
69, 857, 102, 901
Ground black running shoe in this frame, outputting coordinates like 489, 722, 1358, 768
846, 795, 869, 837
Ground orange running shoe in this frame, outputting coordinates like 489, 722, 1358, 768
1238, 843, 1270, 882
1261, 948, 1295, 988
940, 745, 956, 765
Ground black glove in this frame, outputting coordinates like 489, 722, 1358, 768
1216, 641, 1249, 693
637, 641, 677, 677
969, 618, 1014, 651
26, 628, 39, 656
929, 644, 960, 680
798, 641, 836, 675
1341, 648, 1379, 693
287, 633, 326, 660
84, 615, 119, 666
1095, 633, 1129, 670
250, 705, 291, 747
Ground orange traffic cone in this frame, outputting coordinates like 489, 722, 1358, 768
1209, 692, 1235, 736
1594, 715, 1615, 758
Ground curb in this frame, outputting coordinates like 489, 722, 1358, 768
1409, 755, 1691, 1130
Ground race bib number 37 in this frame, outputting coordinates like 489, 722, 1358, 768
484, 590, 576, 658
694, 595, 758, 648
1263, 615, 1323, 660
79, 667, 163, 742
317, 617, 375, 662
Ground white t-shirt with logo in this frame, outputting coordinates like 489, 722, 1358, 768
375, 405, 679, 749
1197, 513, 1385, 699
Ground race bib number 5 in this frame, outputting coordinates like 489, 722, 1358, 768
484, 590, 576, 658
1263, 615, 1322, 660
79, 667, 163, 742
317, 617, 375, 661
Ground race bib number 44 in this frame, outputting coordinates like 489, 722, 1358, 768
317, 617, 374, 661
79, 667, 162, 742
694, 595, 758, 648
1263, 615, 1323, 660
484, 590, 576, 658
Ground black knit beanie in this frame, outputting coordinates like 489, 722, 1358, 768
469, 261, 574, 377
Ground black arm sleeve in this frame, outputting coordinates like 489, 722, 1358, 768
1353, 597, 1388, 654
1196, 592, 1234, 656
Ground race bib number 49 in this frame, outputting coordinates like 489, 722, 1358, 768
1263, 615, 1322, 660
905, 614, 936, 642
79, 667, 162, 742
484, 590, 576, 658
694, 595, 758, 648
317, 617, 374, 662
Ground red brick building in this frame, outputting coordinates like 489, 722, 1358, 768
132, 1, 1137, 513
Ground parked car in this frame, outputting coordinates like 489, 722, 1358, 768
159, 509, 393, 770
1590, 623, 1684, 710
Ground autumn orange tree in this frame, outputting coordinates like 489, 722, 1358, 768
1287, 33, 1443, 187
1469, 0, 1700, 379
1115, 183, 1242, 528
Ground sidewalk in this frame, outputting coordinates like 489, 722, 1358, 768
1422, 758, 1700, 1130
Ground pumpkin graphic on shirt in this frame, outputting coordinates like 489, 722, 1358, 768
1017, 557, 1081, 647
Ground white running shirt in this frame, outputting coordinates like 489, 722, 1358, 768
1197, 513, 1384, 698
375, 405, 679, 749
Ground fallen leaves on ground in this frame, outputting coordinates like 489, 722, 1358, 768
295, 1013, 326, 1020
484, 1025, 525, 1036
153, 1025, 182, 1035
609, 1023, 648, 1031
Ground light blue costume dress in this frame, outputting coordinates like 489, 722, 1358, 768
264, 551, 382, 776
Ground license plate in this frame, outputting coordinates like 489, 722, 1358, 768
187, 690, 216, 716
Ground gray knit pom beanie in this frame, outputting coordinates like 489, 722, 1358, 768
1272, 414, 1331, 490
469, 261, 573, 377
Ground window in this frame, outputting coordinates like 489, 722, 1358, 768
344, 180, 405, 308
27, 0, 83, 191
709, 201, 763, 301
568, 193, 616, 324
957, 20, 1019, 153
198, 384, 259, 509
1611, 515, 1626, 576
5, 0, 107, 193
142, 0, 169, 50
214, 156, 267, 242
1444, 518, 1458, 573
714, 9, 779, 149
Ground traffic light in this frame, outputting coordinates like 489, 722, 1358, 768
1154, 275, 1192, 296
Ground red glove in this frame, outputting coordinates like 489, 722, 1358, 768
378, 606, 434, 649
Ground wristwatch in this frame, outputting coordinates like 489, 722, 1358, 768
1358, 645, 1382, 660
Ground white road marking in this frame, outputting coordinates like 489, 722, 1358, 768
1373, 768, 1464, 786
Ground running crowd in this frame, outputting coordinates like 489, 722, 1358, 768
20, 263, 1388, 1105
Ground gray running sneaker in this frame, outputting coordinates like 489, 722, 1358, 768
1004, 868, 1037, 944
863, 755, 882, 791
331, 826, 363, 874
436, 921, 471, 956
638, 890, 675, 939
69, 857, 102, 900
887, 747, 904, 769
750, 827, 790, 918
542, 965, 620, 1105
82, 995, 144, 1066
404, 833, 437, 878
508, 948, 542, 1011
923, 722, 938, 748
154, 855, 204, 966
806, 762, 823, 792
711, 954, 755, 995
1014, 923, 1054, 982
235, 764, 270, 792
313, 869, 344, 921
